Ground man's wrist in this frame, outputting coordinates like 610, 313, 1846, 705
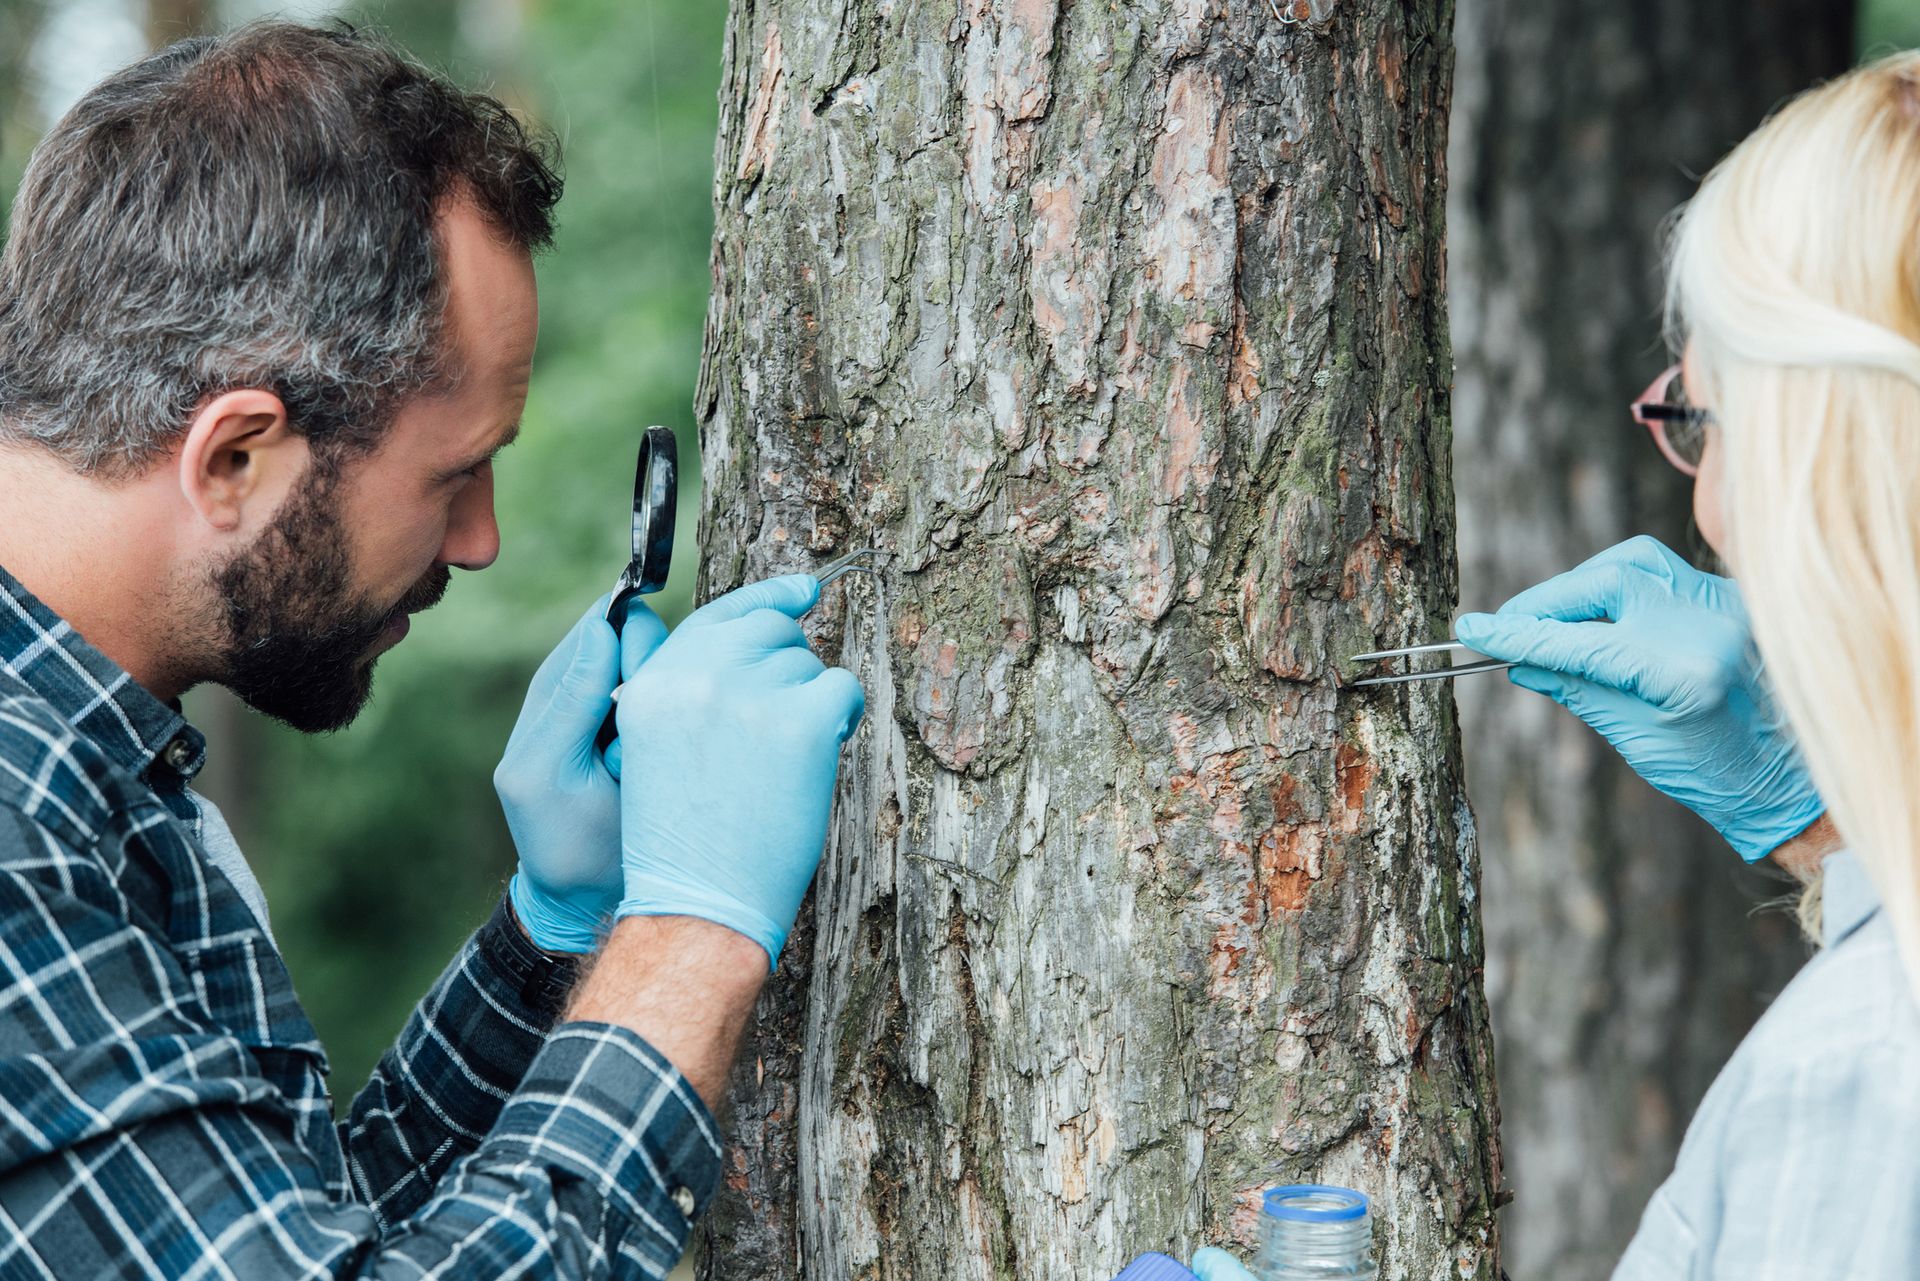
486, 891, 586, 1024
504, 882, 597, 959
563, 914, 767, 1112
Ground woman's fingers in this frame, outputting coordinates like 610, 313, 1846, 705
1486, 535, 1680, 623
1190, 1248, 1261, 1281
1456, 613, 1672, 705
1510, 663, 1643, 725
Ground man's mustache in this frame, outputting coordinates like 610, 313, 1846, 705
393, 565, 452, 619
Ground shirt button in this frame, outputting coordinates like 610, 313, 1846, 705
671, 1185, 696, 1218
162, 737, 194, 771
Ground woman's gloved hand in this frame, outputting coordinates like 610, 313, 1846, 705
1190, 1247, 1259, 1280
1109, 1248, 1259, 1281
495, 592, 666, 953
1453, 535, 1825, 863
613, 574, 866, 970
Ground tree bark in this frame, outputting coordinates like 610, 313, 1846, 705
1447, 3, 1852, 1277
693, 2, 1497, 1277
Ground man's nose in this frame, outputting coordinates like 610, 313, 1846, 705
441, 466, 500, 570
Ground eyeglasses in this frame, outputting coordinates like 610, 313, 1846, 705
1630, 364, 1714, 477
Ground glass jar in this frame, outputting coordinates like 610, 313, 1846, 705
1258, 1184, 1377, 1280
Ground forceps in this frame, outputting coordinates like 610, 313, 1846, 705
812, 546, 882, 593
1348, 640, 1515, 688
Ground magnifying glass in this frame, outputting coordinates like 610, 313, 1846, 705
596, 425, 677, 752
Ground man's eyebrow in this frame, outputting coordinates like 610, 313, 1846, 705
443, 420, 521, 477
489, 419, 523, 458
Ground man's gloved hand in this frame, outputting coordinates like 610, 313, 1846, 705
1453, 534, 1825, 863
613, 574, 866, 969
496, 592, 667, 953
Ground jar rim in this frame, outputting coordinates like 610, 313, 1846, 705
1261, 1184, 1369, 1223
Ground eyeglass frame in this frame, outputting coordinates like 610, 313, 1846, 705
1630, 364, 1715, 478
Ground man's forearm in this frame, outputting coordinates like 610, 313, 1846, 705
561, 915, 768, 1112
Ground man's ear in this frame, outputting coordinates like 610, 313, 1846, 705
177, 389, 309, 532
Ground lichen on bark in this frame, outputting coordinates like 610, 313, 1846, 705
691, 1, 1499, 1277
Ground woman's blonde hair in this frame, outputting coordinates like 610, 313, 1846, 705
1668, 51, 1920, 995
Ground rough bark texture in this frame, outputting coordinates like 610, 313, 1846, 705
1447, 3, 1852, 1276
692, 2, 1499, 1277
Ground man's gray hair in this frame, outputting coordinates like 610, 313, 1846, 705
0, 22, 561, 479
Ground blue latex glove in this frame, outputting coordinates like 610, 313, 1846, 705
1191, 1248, 1259, 1281
613, 574, 866, 968
1453, 535, 1825, 863
1109, 1249, 1258, 1281
495, 592, 666, 953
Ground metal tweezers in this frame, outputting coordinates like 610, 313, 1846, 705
814, 546, 882, 588
1348, 640, 1515, 688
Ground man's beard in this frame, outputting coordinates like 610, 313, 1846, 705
210, 466, 449, 734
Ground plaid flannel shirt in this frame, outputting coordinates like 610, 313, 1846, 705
0, 564, 721, 1278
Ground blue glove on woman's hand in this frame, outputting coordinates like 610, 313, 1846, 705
1453, 535, 1825, 863
495, 592, 666, 952
1109, 1248, 1259, 1281
1190, 1248, 1259, 1281
613, 574, 866, 969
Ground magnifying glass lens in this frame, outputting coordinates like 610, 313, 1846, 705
606, 425, 678, 630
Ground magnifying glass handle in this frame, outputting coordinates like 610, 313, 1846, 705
596, 690, 623, 756
596, 425, 677, 759
594, 587, 639, 756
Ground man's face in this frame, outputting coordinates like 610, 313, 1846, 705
211, 198, 538, 732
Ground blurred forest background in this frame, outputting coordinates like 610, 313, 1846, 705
2, 1, 1918, 1277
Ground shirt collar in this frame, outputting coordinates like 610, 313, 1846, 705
1820, 847, 1880, 948
0, 562, 206, 788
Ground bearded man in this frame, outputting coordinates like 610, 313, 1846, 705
0, 21, 862, 1278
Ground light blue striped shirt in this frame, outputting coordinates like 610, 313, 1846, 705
1615, 848, 1920, 1279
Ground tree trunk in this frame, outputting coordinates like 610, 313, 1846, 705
692, 2, 1497, 1277
1447, 3, 1852, 1277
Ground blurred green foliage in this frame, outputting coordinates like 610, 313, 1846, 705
1864, 0, 1920, 50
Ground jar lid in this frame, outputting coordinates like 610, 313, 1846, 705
1262, 1184, 1369, 1223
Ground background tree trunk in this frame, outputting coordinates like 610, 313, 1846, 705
691, 2, 1498, 1277
1448, 2, 1853, 1276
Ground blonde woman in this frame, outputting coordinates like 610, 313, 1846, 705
1452, 51, 1920, 1278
